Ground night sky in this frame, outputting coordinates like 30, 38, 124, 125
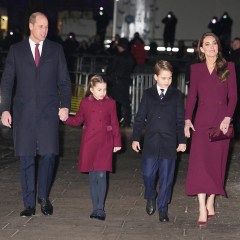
0, 0, 114, 17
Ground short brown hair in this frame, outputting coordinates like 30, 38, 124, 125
29, 12, 47, 24
154, 60, 173, 75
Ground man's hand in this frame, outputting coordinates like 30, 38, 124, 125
1, 111, 12, 128
58, 108, 69, 121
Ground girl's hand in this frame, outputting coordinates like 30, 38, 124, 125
132, 141, 141, 152
220, 117, 231, 135
176, 144, 187, 152
113, 147, 121, 152
184, 119, 195, 138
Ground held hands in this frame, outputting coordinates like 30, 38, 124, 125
58, 108, 69, 121
113, 147, 121, 152
1, 111, 12, 128
220, 117, 231, 135
176, 144, 187, 152
132, 141, 141, 152
184, 119, 195, 138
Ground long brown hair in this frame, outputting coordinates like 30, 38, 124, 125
198, 32, 229, 82
85, 75, 107, 97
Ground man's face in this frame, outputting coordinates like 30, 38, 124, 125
232, 40, 240, 51
29, 15, 48, 43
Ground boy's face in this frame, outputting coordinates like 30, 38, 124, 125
154, 70, 172, 89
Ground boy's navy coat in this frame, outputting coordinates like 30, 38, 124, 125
132, 84, 186, 160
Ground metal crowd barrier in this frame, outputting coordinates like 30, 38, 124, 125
69, 72, 187, 123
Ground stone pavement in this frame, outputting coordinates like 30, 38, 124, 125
1, 124, 240, 240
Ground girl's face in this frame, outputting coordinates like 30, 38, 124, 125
90, 82, 107, 100
154, 70, 172, 89
200, 36, 218, 58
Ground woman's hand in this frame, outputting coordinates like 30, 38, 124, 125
220, 117, 231, 135
184, 119, 195, 138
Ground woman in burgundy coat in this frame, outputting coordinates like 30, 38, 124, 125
64, 75, 121, 220
184, 33, 237, 226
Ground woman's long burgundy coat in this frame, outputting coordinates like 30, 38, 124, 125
185, 62, 237, 196
65, 95, 121, 172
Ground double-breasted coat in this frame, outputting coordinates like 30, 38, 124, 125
0, 39, 71, 156
65, 95, 121, 172
185, 62, 237, 196
132, 84, 186, 160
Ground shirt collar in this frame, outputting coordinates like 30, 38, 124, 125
156, 85, 168, 95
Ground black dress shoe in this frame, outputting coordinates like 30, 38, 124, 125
159, 212, 169, 222
38, 197, 53, 215
146, 199, 156, 215
20, 207, 36, 217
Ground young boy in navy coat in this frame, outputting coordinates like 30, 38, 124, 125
132, 60, 186, 222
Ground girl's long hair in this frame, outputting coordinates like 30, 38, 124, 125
198, 32, 229, 82
85, 75, 106, 97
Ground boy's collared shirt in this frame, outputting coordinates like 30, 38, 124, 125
156, 85, 168, 96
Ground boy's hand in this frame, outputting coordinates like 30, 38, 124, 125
132, 141, 141, 152
176, 144, 187, 152
113, 147, 121, 152
184, 119, 195, 138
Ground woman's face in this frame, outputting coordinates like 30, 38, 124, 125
200, 36, 218, 59
90, 82, 107, 100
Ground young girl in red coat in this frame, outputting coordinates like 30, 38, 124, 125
64, 75, 122, 220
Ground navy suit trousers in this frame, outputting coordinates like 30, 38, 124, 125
20, 154, 55, 208
142, 157, 175, 212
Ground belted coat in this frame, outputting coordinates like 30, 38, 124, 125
65, 95, 122, 172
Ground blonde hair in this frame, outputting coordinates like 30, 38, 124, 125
29, 12, 47, 24
154, 60, 173, 75
198, 32, 229, 82
85, 75, 107, 97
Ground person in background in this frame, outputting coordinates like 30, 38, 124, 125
230, 37, 240, 138
105, 37, 135, 127
184, 32, 237, 226
132, 60, 186, 223
162, 12, 178, 49
0, 12, 71, 217
63, 75, 121, 221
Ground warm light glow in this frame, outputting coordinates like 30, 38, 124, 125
0, 16, 8, 30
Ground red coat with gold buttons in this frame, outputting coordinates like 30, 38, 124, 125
65, 95, 121, 172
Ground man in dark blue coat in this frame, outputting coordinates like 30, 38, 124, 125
0, 12, 71, 217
